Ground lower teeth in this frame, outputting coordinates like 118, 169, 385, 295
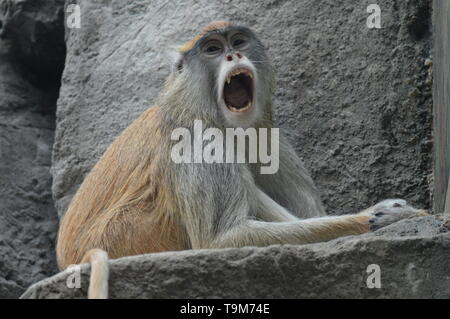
229, 102, 251, 112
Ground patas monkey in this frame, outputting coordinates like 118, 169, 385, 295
56, 21, 428, 299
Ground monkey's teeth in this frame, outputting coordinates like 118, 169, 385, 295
227, 101, 252, 113
226, 68, 254, 84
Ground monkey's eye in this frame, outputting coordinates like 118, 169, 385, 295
206, 46, 221, 53
231, 34, 249, 49
203, 41, 223, 57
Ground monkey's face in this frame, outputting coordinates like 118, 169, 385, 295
178, 24, 273, 127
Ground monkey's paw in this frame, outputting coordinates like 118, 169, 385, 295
365, 199, 429, 231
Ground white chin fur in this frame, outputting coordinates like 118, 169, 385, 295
219, 100, 260, 128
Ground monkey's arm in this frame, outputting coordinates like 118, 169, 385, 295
212, 188, 367, 247
210, 191, 428, 248
211, 215, 369, 248
255, 188, 299, 222
254, 134, 326, 219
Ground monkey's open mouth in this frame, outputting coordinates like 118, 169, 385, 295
223, 68, 254, 113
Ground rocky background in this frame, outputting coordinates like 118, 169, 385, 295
0, 0, 65, 298
0, 0, 438, 298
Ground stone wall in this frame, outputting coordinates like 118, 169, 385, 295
0, 0, 65, 298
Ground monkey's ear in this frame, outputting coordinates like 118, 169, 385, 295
168, 50, 184, 74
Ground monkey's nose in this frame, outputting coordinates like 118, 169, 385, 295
226, 53, 243, 62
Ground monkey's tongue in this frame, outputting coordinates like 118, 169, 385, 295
224, 75, 252, 109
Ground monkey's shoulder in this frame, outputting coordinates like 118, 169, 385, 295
91, 105, 163, 174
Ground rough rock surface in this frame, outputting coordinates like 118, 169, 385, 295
53, 0, 433, 217
0, 0, 66, 89
0, 0, 65, 298
21, 216, 450, 299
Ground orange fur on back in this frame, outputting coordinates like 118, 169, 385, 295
56, 106, 187, 270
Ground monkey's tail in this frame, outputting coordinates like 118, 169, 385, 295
81, 248, 109, 299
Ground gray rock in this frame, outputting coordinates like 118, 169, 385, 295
21, 216, 450, 299
53, 0, 432, 217
0, 62, 59, 299
0, 0, 66, 89
0, 0, 65, 298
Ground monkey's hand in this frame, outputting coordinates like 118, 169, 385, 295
361, 199, 429, 231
